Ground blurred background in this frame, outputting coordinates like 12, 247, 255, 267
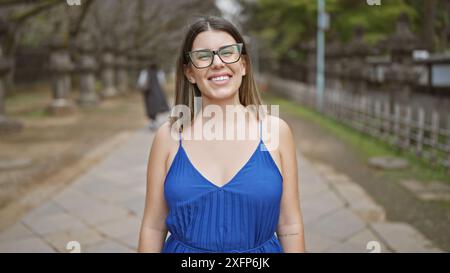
0, 0, 449, 253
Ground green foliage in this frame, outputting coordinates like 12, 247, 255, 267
246, 0, 317, 59
329, 0, 416, 43
242, 0, 420, 63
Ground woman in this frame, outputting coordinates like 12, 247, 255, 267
138, 16, 305, 253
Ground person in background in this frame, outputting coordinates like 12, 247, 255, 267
137, 64, 170, 131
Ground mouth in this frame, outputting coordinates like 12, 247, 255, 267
207, 73, 233, 85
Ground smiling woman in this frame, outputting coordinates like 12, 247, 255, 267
138, 15, 305, 253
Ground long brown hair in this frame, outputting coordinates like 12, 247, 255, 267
170, 15, 264, 131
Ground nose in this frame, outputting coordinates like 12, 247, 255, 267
211, 53, 225, 67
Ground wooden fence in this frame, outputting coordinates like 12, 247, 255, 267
265, 75, 450, 173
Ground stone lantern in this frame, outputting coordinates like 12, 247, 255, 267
100, 45, 118, 98
344, 26, 371, 95
46, 21, 76, 115
0, 20, 22, 133
127, 52, 140, 91
115, 51, 129, 94
300, 40, 316, 86
76, 31, 98, 106
383, 13, 423, 105
325, 32, 345, 91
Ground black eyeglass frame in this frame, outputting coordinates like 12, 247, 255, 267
185, 43, 244, 69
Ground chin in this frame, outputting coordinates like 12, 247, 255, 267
201, 83, 238, 100
209, 88, 238, 100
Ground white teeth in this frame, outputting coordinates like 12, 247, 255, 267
210, 75, 230, 81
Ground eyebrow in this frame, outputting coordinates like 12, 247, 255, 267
191, 43, 235, 52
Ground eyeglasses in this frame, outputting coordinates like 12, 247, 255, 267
186, 43, 243, 69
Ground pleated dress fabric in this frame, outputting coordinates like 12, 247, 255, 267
162, 120, 284, 253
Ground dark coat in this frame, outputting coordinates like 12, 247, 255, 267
142, 66, 169, 119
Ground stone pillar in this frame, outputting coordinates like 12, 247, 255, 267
302, 40, 316, 86
0, 48, 7, 117
383, 13, 423, 106
115, 53, 128, 94
77, 31, 98, 106
100, 48, 118, 98
326, 37, 344, 91
0, 33, 22, 133
46, 21, 76, 116
127, 53, 139, 90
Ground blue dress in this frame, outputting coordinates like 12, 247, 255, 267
162, 120, 284, 253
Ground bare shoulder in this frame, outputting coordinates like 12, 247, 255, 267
150, 121, 179, 164
153, 120, 174, 144
265, 114, 295, 155
265, 114, 293, 140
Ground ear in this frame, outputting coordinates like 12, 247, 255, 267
183, 65, 196, 84
241, 56, 247, 76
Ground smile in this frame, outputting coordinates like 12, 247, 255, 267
208, 75, 232, 85
211, 75, 230, 81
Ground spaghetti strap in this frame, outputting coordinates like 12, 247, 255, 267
179, 129, 182, 147
259, 119, 262, 142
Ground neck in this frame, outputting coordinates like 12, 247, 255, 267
201, 92, 240, 111
186, 93, 262, 141
195, 92, 248, 125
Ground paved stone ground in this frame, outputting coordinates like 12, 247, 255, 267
0, 120, 444, 253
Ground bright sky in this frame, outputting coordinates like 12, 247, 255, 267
215, 0, 242, 23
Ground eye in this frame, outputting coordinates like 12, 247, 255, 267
221, 50, 233, 56
195, 51, 212, 60
220, 45, 239, 55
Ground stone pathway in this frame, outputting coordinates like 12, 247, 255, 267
0, 123, 443, 253
301, 158, 442, 253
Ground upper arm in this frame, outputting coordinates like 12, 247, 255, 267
276, 117, 303, 228
141, 121, 172, 232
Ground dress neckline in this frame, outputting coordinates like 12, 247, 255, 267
179, 139, 263, 189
